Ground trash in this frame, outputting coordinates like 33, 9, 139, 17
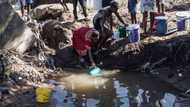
116, 87, 128, 98
36, 87, 52, 103
160, 93, 176, 107
81, 94, 87, 107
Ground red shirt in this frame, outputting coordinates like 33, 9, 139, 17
72, 27, 92, 56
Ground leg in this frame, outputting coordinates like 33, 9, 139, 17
150, 12, 155, 33
156, 0, 160, 13
20, 0, 25, 16
131, 13, 134, 24
161, 3, 164, 14
26, 3, 31, 15
73, 0, 78, 20
143, 11, 148, 33
79, 0, 88, 18
134, 13, 137, 24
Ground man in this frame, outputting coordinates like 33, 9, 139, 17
73, 0, 88, 20
93, 1, 127, 49
141, 0, 157, 34
72, 27, 99, 67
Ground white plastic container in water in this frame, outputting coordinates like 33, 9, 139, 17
176, 11, 190, 31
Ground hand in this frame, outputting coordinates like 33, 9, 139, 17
91, 62, 96, 67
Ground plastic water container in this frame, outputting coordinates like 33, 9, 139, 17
88, 67, 101, 76
155, 16, 168, 34
176, 12, 190, 31
118, 26, 126, 38
127, 24, 140, 43
36, 87, 51, 103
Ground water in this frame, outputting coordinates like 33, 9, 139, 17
46, 70, 190, 107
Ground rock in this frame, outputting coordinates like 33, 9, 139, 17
0, 1, 34, 53
41, 20, 72, 49
31, 4, 64, 20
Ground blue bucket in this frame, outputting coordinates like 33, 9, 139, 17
177, 18, 186, 31
155, 16, 168, 34
176, 12, 190, 31
127, 24, 140, 43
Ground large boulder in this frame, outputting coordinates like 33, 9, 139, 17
31, 4, 64, 20
0, 1, 34, 53
41, 20, 73, 50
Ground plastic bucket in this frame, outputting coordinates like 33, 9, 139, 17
176, 12, 190, 31
127, 24, 140, 43
118, 26, 127, 38
155, 16, 168, 34
36, 87, 51, 103
88, 67, 101, 76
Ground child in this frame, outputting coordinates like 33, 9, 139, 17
72, 27, 99, 67
128, 0, 138, 24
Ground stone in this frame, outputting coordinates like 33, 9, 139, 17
41, 20, 72, 49
31, 4, 64, 20
0, 1, 34, 53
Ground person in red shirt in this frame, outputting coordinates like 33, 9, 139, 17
72, 27, 99, 67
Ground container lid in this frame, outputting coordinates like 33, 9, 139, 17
155, 16, 168, 20
176, 11, 190, 18
126, 24, 140, 30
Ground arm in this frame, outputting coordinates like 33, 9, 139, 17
110, 15, 113, 32
88, 49, 96, 66
115, 11, 126, 26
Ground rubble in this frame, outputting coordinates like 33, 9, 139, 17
31, 4, 64, 20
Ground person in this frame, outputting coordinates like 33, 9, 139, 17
72, 27, 99, 67
93, 0, 127, 49
128, 0, 138, 24
19, 0, 33, 17
156, 0, 165, 14
141, 0, 157, 34
73, 0, 88, 20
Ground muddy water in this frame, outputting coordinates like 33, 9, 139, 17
48, 69, 190, 107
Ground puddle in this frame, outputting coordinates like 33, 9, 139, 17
41, 70, 190, 107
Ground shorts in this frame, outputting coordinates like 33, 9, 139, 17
26, 0, 33, 4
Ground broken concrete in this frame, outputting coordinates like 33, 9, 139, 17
0, 1, 34, 53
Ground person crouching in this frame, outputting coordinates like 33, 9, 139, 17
72, 27, 99, 68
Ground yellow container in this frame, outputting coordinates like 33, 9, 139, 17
36, 87, 51, 103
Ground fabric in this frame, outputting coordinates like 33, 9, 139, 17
26, 0, 33, 4
141, 0, 156, 13
72, 27, 92, 56
128, 0, 137, 14
19, 0, 26, 6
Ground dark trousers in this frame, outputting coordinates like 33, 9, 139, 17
73, 0, 87, 19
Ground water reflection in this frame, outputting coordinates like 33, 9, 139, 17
48, 71, 190, 107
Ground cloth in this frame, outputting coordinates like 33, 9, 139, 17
128, 0, 137, 14
72, 27, 92, 56
19, 0, 26, 6
26, 0, 33, 4
141, 0, 156, 13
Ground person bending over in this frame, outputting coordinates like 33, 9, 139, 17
72, 27, 99, 67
